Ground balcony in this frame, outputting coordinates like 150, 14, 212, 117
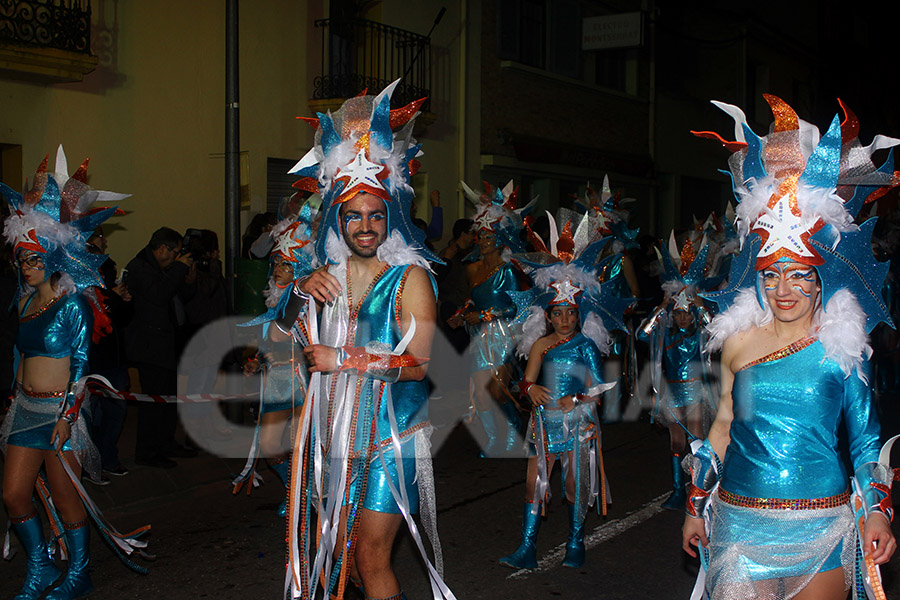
311, 18, 435, 132
0, 0, 97, 83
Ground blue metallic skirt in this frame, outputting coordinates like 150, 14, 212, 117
359, 433, 419, 514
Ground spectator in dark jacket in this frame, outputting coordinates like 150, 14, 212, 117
124, 227, 196, 468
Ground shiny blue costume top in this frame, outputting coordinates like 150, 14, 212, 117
662, 326, 704, 408
723, 339, 880, 500
17, 293, 91, 382
5, 293, 92, 452
351, 265, 433, 513
532, 332, 605, 454
468, 262, 519, 371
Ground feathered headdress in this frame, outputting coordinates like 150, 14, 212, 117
461, 179, 536, 259
2, 145, 128, 296
656, 231, 719, 312
694, 96, 898, 375
288, 80, 438, 268
508, 212, 634, 357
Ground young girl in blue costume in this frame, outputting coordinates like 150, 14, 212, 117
1, 147, 147, 600
448, 180, 533, 457
499, 213, 630, 569
234, 203, 317, 516
682, 96, 897, 599
639, 234, 717, 510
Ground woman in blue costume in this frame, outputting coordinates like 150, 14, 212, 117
234, 205, 316, 516
499, 213, 629, 570
1, 148, 146, 600
639, 235, 717, 510
284, 81, 454, 600
449, 180, 533, 457
682, 97, 897, 599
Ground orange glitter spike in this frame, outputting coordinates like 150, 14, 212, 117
72, 158, 90, 183
837, 98, 860, 145
389, 97, 426, 129
408, 158, 421, 176
679, 240, 696, 276
292, 177, 318, 193
557, 221, 575, 263
296, 116, 320, 130
24, 154, 49, 206
354, 131, 371, 153
690, 130, 748, 153
764, 95, 799, 133
356, 88, 368, 97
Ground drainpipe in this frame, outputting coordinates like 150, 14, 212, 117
225, 0, 240, 313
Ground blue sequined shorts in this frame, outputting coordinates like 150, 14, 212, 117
356, 434, 419, 515
262, 364, 306, 414
1, 388, 88, 453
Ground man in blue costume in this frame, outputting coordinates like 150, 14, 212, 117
283, 81, 454, 600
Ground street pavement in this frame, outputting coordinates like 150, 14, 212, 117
2, 403, 899, 599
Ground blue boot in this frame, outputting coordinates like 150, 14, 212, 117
477, 410, 500, 458
661, 453, 687, 511
499, 502, 541, 569
10, 511, 61, 600
562, 502, 585, 568
45, 521, 92, 600
269, 456, 290, 517
499, 401, 523, 454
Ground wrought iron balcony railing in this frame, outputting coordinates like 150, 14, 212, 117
314, 18, 431, 111
0, 0, 93, 54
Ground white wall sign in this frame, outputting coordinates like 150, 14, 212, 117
582, 12, 643, 50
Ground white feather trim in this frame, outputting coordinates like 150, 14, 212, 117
376, 231, 432, 271
582, 312, 612, 355
815, 289, 871, 380
517, 306, 547, 358
263, 278, 286, 308
705, 287, 772, 352
325, 230, 351, 265
55, 273, 76, 297
532, 263, 601, 295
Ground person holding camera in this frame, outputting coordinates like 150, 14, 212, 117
124, 227, 197, 468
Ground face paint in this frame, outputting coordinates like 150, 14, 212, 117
761, 262, 820, 324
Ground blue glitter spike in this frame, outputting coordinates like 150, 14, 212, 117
0, 181, 23, 210
319, 113, 341, 155
683, 243, 712, 288
809, 218, 892, 333
507, 289, 541, 325
34, 176, 62, 221
717, 169, 740, 200
73, 206, 118, 234
699, 234, 761, 313
800, 115, 842, 191
658, 243, 681, 284
741, 123, 766, 183
571, 238, 612, 272
370, 94, 393, 152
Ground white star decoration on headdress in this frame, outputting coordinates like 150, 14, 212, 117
752, 195, 818, 262
550, 279, 582, 305
474, 209, 500, 231
334, 149, 388, 198
673, 288, 692, 311
592, 209, 611, 233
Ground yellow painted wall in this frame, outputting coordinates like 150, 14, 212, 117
0, 0, 313, 268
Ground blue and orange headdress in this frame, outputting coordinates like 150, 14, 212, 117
508, 212, 634, 357
461, 179, 536, 259
575, 175, 639, 251
2, 145, 128, 297
288, 80, 438, 268
695, 96, 898, 375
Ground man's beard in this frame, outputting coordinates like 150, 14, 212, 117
343, 229, 386, 258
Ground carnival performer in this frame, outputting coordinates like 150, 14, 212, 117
233, 202, 317, 516
1, 147, 148, 600
638, 234, 717, 510
284, 81, 454, 600
577, 177, 640, 419
498, 213, 631, 569
682, 96, 898, 599
448, 180, 532, 457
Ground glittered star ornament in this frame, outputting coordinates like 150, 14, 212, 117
550, 278, 582, 305
473, 209, 501, 232
333, 149, 390, 204
673, 288, 692, 311
751, 192, 823, 270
